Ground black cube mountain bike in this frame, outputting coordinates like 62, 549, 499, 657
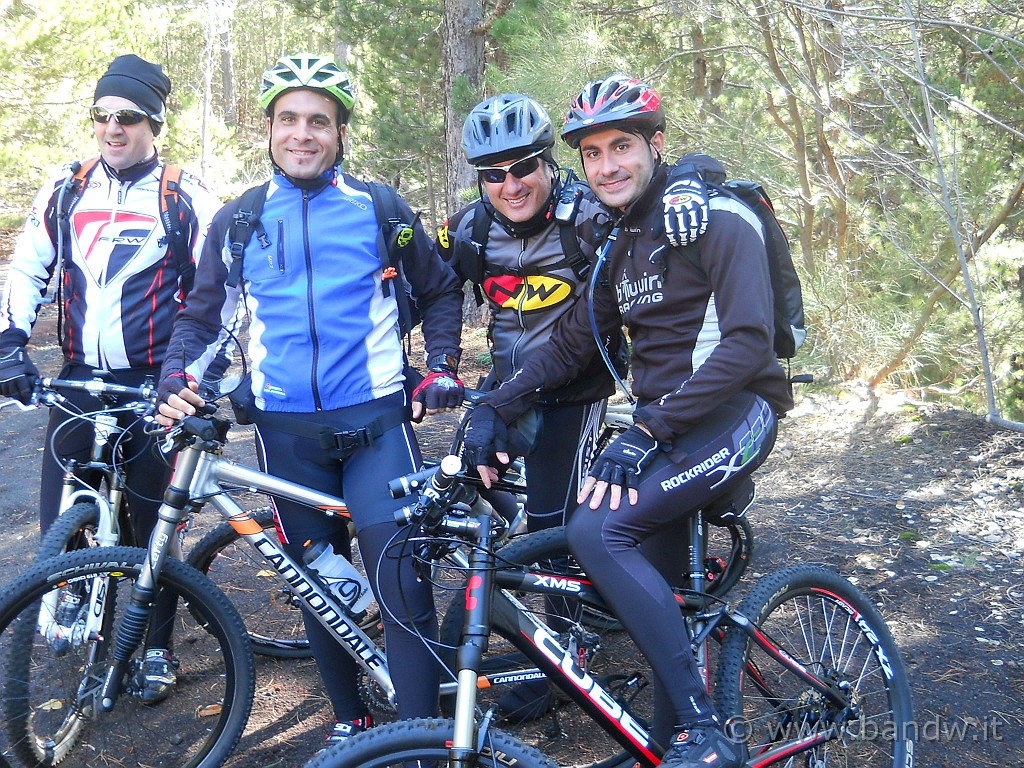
307, 456, 915, 768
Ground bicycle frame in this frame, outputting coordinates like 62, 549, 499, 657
411, 462, 865, 768
93, 411, 484, 711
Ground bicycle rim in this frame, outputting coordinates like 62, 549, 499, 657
306, 718, 557, 768
0, 546, 255, 768
715, 564, 914, 768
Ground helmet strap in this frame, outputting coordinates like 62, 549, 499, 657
479, 168, 558, 240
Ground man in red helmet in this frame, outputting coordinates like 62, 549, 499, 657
440, 91, 714, 722
464, 73, 794, 768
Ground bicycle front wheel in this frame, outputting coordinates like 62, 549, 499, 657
305, 718, 557, 768
715, 564, 914, 768
0, 546, 255, 768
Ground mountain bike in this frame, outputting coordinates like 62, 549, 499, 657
307, 456, 915, 768
0, 397, 534, 768
0, 374, 164, 561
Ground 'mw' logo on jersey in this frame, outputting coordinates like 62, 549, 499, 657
483, 275, 574, 312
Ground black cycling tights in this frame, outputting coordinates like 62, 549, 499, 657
567, 391, 777, 740
254, 393, 439, 723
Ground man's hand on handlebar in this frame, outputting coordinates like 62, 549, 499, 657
155, 377, 206, 427
462, 403, 535, 488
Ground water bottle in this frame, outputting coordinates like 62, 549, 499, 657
55, 589, 82, 626
302, 539, 372, 615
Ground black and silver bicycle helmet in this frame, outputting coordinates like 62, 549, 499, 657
561, 74, 665, 149
462, 93, 555, 166
259, 54, 356, 123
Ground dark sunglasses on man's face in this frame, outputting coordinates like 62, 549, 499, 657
90, 106, 149, 126
476, 152, 544, 184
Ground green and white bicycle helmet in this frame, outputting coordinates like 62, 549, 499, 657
462, 93, 555, 166
259, 54, 356, 121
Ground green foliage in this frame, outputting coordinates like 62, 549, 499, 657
1, 0, 1022, 418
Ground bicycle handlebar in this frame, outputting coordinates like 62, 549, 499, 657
36, 376, 158, 404
391, 455, 466, 526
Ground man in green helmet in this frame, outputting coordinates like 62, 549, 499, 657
154, 53, 464, 753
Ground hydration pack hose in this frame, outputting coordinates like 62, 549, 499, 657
586, 226, 634, 405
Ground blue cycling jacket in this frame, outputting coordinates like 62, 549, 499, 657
163, 167, 462, 413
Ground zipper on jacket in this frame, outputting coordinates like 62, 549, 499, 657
98, 176, 133, 370
509, 237, 529, 370
276, 221, 285, 272
302, 190, 323, 410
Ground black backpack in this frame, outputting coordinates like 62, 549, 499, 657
224, 180, 420, 336
675, 156, 806, 360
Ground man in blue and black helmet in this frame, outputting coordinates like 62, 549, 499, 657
466, 74, 795, 768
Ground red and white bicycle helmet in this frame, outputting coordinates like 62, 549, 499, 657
561, 74, 665, 148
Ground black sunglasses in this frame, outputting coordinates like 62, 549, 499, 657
476, 151, 545, 184
90, 106, 149, 126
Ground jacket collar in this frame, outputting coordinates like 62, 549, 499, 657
618, 162, 667, 235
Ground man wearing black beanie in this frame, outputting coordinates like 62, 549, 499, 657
0, 53, 222, 705
93, 53, 172, 135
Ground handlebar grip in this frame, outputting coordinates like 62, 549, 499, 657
389, 466, 438, 499
181, 414, 220, 442
463, 388, 487, 406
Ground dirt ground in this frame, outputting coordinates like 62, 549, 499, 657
1, 236, 1023, 766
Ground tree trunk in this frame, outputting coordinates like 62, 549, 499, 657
441, 0, 486, 216
220, 27, 236, 128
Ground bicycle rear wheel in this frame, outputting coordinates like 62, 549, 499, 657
0, 546, 255, 768
715, 564, 914, 768
305, 717, 557, 768
187, 507, 383, 659
36, 501, 105, 560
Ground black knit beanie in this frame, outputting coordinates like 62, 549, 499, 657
94, 55, 171, 133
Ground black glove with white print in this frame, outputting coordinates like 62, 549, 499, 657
588, 425, 663, 491
662, 174, 709, 247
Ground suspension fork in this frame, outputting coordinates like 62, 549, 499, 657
450, 508, 500, 767
97, 444, 202, 711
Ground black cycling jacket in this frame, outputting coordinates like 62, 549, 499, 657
485, 161, 794, 443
